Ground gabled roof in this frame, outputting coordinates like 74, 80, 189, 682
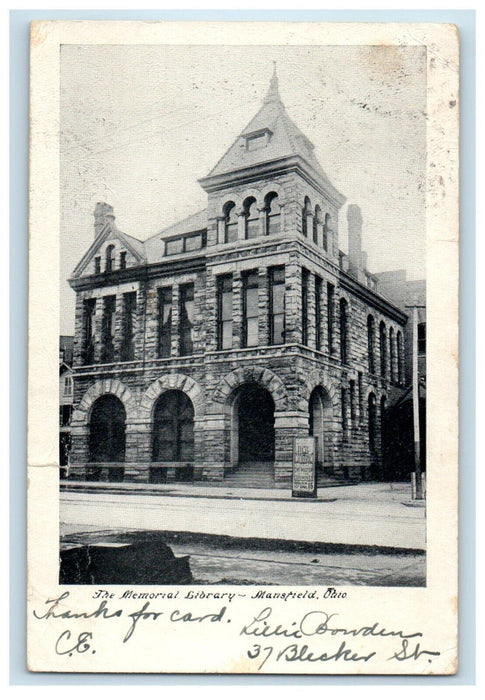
144, 209, 208, 263
147, 209, 208, 241
204, 68, 329, 184
71, 221, 146, 278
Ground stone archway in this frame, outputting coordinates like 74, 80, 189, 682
73, 378, 137, 426
140, 374, 205, 421
213, 366, 287, 411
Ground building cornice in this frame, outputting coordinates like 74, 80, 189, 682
198, 155, 346, 210
339, 269, 408, 324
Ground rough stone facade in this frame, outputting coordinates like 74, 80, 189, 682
67, 71, 408, 487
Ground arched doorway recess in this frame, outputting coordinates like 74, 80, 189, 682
151, 390, 194, 483
308, 386, 334, 477
227, 383, 275, 486
89, 394, 126, 482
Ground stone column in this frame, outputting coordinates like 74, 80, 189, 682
258, 267, 269, 346
171, 284, 180, 357
203, 270, 216, 352
274, 411, 309, 487
237, 210, 246, 241
317, 220, 324, 249
193, 417, 208, 480
259, 207, 267, 236
93, 296, 103, 364
114, 294, 124, 361
306, 273, 316, 349
69, 420, 90, 479
144, 285, 158, 360
199, 414, 226, 481
232, 271, 243, 349
284, 255, 302, 344
216, 216, 225, 245
305, 212, 312, 240
73, 293, 86, 367
124, 420, 151, 482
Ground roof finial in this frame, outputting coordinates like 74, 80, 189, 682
264, 62, 281, 104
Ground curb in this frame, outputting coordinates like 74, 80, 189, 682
62, 528, 426, 557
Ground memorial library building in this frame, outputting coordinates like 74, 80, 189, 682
67, 69, 412, 488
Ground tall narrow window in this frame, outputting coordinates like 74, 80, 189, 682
121, 292, 136, 361
101, 295, 116, 363
223, 201, 238, 243
105, 245, 115, 273
418, 322, 426, 355
217, 275, 233, 350
339, 298, 348, 364
389, 327, 395, 383
315, 276, 322, 351
119, 251, 127, 270
265, 192, 280, 235
158, 287, 172, 358
302, 197, 311, 237
244, 197, 259, 239
341, 387, 347, 433
313, 205, 321, 245
242, 271, 259, 348
83, 298, 96, 365
379, 321, 387, 378
397, 330, 404, 384
179, 283, 194, 356
358, 371, 363, 422
327, 283, 335, 355
94, 257, 101, 274
323, 214, 331, 252
367, 315, 375, 374
368, 393, 377, 452
269, 267, 285, 345
302, 268, 309, 346
349, 380, 356, 423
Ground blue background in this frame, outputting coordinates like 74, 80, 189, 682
10, 8, 475, 686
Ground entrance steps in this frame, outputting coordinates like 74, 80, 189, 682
223, 462, 275, 489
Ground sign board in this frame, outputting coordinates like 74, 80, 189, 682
292, 436, 317, 498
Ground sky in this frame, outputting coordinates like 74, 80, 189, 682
60, 43, 426, 334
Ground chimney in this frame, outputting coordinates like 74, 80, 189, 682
94, 202, 115, 239
347, 204, 363, 280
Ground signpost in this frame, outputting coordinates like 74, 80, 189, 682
292, 436, 317, 498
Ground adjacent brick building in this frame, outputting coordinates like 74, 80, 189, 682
67, 70, 408, 487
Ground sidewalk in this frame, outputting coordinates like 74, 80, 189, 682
60, 481, 426, 552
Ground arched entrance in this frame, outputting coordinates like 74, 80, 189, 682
89, 395, 126, 482
236, 383, 275, 462
151, 390, 194, 483
227, 383, 275, 486
308, 386, 334, 477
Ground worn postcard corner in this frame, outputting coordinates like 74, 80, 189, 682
27, 20, 459, 675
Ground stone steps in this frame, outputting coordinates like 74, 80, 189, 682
223, 463, 275, 488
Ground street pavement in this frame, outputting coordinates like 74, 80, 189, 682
60, 481, 425, 550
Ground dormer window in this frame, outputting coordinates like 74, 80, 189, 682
243, 128, 272, 152
105, 244, 115, 273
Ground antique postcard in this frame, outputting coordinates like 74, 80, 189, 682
28, 21, 459, 674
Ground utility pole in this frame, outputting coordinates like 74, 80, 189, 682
406, 304, 425, 500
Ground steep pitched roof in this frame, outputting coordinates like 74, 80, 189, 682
147, 209, 208, 241
206, 68, 328, 182
71, 221, 146, 278
144, 209, 208, 263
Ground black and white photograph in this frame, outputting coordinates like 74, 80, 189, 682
27, 20, 458, 674
59, 41, 427, 588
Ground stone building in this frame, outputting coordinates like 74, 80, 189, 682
67, 70, 408, 487
59, 335, 74, 472
375, 272, 426, 480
